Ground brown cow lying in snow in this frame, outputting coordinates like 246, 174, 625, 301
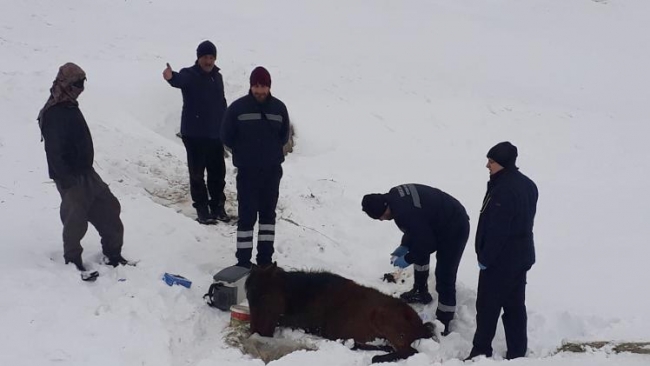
245, 264, 435, 363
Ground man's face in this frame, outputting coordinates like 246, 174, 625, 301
379, 206, 393, 221
251, 84, 270, 102
198, 55, 216, 73
68, 77, 86, 99
486, 158, 504, 175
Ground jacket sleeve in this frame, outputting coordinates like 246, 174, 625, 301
397, 213, 436, 264
279, 104, 291, 145
41, 110, 77, 185
477, 188, 516, 267
217, 73, 228, 111
221, 79, 228, 112
220, 104, 237, 149
167, 69, 192, 89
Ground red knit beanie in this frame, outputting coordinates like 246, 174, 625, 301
250, 66, 271, 87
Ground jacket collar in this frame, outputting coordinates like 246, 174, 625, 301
247, 90, 273, 105
487, 168, 511, 190
489, 168, 508, 182
192, 62, 220, 75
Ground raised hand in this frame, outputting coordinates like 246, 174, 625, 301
163, 63, 173, 80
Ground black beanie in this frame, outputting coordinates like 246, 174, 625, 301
487, 141, 518, 168
196, 40, 217, 59
362, 194, 388, 219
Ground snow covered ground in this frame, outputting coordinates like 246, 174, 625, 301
1, 0, 649, 365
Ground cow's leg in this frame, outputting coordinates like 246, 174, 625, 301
371, 348, 417, 363
368, 307, 420, 363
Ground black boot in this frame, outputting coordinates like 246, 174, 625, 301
235, 261, 252, 269
235, 248, 253, 269
256, 256, 273, 268
256, 242, 273, 268
210, 204, 230, 222
400, 287, 433, 304
103, 254, 132, 267
440, 318, 451, 336
401, 267, 433, 304
465, 348, 492, 361
196, 204, 216, 225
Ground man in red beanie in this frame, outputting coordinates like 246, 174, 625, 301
163, 40, 230, 225
221, 66, 291, 268
467, 141, 538, 360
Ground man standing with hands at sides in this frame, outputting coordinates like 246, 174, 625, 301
39, 62, 130, 281
221, 66, 291, 268
467, 141, 538, 360
163, 40, 229, 225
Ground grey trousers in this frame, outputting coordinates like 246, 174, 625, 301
55, 170, 124, 263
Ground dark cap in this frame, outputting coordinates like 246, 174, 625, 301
196, 40, 217, 59
362, 194, 388, 219
487, 141, 518, 168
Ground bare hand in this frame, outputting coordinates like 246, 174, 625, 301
163, 63, 173, 80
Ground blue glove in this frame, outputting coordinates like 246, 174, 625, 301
391, 246, 408, 257
478, 262, 487, 270
392, 255, 411, 269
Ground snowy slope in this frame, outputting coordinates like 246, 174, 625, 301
1, 0, 649, 365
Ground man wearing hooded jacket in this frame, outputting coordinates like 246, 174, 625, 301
467, 141, 538, 360
164, 40, 229, 224
38, 62, 128, 276
221, 66, 291, 268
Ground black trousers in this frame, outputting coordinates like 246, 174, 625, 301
235, 165, 282, 266
471, 267, 528, 359
55, 170, 124, 262
182, 137, 226, 209
412, 218, 469, 324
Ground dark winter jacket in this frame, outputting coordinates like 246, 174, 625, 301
167, 64, 227, 139
220, 91, 291, 168
475, 168, 538, 270
40, 101, 94, 188
386, 184, 469, 264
